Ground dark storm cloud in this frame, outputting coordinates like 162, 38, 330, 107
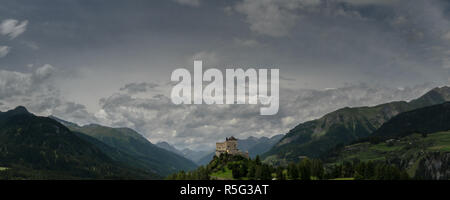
227, 0, 450, 85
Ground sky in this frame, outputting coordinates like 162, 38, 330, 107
0, 0, 450, 151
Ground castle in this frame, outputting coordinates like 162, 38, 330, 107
215, 136, 249, 158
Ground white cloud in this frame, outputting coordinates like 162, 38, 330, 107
120, 82, 159, 94
232, 0, 371, 37
442, 31, 450, 41
174, 0, 201, 7
0, 46, 10, 58
93, 82, 434, 151
234, 0, 305, 37
0, 19, 28, 39
0, 69, 33, 98
34, 64, 55, 80
234, 38, 262, 47
191, 51, 219, 66
0, 64, 55, 99
0, 64, 97, 125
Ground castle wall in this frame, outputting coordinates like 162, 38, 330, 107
215, 138, 248, 158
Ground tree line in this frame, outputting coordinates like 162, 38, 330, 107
166, 154, 409, 180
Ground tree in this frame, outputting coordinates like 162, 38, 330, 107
230, 162, 245, 179
177, 170, 186, 180
354, 162, 367, 180
261, 165, 272, 180
400, 171, 410, 180
311, 159, 324, 179
365, 161, 375, 179
166, 173, 178, 180
342, 161, 354, 178
247, 164, 256, 179
287, 163, 299, 180
239, 164, 248, 179
276, 166, 285, 180
232, 167, 240, 179
197, 166, 210, 180
255, 165, 263, 180
354, 170, 364, 180
326, 164, 342, 179
299, 158, 311, 180
255, 155, 261, 165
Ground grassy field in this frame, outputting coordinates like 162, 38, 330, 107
331, 177, 355, 180
211, 168, 325, 180
426, 131, 450, 151
210, 167, 233, 180
335, 131, 450, 160
329, 131, 450, 177
0, 167, 8, 171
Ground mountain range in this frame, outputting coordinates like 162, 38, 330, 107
0, 104, 282, 179
0, 107, 198, 179
53, 118, 197, 176
157, 134, 284, 165
263, 86, 450, 164
326, 101, 450, 179
0, 107, 158, 179
1, 86, 450, 179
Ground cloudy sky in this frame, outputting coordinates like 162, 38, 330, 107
1, 0, 450, 150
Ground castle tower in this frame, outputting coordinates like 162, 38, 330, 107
215, 136, 248, 158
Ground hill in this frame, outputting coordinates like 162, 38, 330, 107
324, 102, 450, 179
325, 131, 450, 179
55, 120, 197, 176
263, 86, 450, 164
0, 106, 157, 179
167, 154, 274, 180
371, 102, 450, 138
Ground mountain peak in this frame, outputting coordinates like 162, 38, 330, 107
9, 106, 30, 115
156, 141, 183, 156
156, 141, 170, 146
409, 86, 450, 107
431, 86, 450, 97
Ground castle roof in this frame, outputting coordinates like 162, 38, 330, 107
226, 136, 237, 141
